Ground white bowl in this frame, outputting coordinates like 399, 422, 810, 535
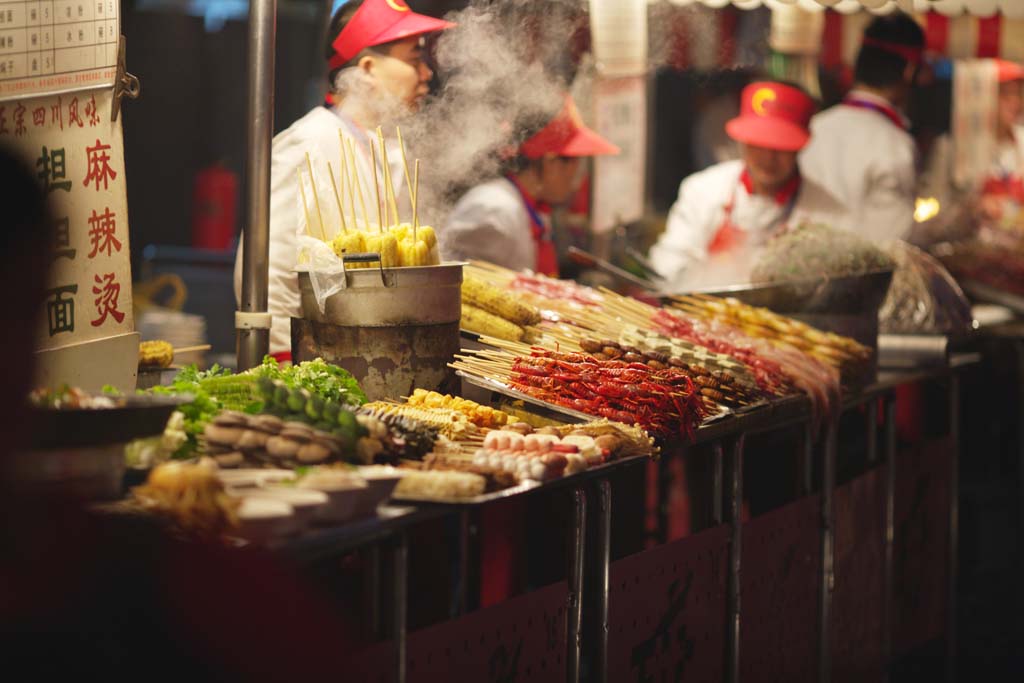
353, 466, 404, 517
235, 497, 299, 544
218, 468, 296, 490
244, 487, 328, 530
298, 475, 368, 524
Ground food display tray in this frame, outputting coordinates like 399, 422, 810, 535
457, 371, 732, 427
29, 393, 191, 450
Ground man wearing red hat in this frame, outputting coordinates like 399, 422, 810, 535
439, 96, 619, 276
234, 0, 453, 357
799, 13, 925, 242
649, 81, 847, 287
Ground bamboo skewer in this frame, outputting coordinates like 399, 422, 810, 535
304, 154, 328, 241
376, 127, 400, 228
337, 134, 359, 230
326, 162, 348, 234
369, 139, 384, 233
296, 169, 315, 238
346, 137, 371, 232
396, 126, 415, 206
412, 158, 420, 235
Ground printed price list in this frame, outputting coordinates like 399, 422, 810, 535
0, 2, 119, 99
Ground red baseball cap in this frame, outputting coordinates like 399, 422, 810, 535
520, 96, 620, 159
996, 59, 1024, 83
328, 0, 455, 71
725, 82, 815, 152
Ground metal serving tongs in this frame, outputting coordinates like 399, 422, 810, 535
566, 246, 669, 295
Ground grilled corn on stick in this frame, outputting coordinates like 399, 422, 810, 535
139, 340, 174, 369
462, 276, 541, 326
461, 304, 524, 342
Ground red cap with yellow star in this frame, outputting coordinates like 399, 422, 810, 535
329, 0, 454, 71
725, 81, 815, 152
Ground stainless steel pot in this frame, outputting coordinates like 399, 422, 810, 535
294, 256, 464, 400
297, 257, 463, 327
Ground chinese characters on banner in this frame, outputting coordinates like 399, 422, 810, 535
0, 1, 120, 99
0, 89, 133, 351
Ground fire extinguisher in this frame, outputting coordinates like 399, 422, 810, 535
191, 162, 238, 250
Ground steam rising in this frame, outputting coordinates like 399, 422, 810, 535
403, 1, 576, 225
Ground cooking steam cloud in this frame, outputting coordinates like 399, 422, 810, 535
404, 0, 579, 226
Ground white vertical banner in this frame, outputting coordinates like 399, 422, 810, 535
591, 75, 647, 235
952, 59, 998, 189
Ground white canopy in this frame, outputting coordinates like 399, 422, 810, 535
649, 0, 1024, 19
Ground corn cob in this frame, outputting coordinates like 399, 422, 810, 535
139, 340, 174, 369
331, 231, 365, 259
398, 238, 431, 267
417, 225, 437, 250
461, 304, 524, 342
462, 276, 541, 326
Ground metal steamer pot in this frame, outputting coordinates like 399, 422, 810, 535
295, 254, 464, 401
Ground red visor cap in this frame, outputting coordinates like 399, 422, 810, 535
725, 81, 814, 152
329, 0, 455, 71
996, 59, 1024, 83
520, 96, 620, 159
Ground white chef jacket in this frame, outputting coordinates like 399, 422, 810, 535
439, 177, 540, 271
649, 159, 849, 286
233, 107, 406, 355
799, 90, 916, 242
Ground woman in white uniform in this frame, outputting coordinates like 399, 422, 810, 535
440, 96, 619, 277
234, 0, 453, 358
650, 81, 848, 288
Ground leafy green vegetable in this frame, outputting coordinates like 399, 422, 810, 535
254, 357, 367, 408
146, 364, 259, 459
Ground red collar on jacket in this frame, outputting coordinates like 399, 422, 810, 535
740, 168, 802, 206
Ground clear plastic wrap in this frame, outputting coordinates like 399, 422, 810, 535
878, 241, 973, 335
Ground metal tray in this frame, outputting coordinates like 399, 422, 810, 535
457, 371, 731, 429
960, 278, 1024, 316
391, 480, 543, 505
687, 269, 894, 315
28, 393, 190, 450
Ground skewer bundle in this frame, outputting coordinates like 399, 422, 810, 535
669, 294, 871, 368
452, 346, 707, 440
295, 126, 440, 268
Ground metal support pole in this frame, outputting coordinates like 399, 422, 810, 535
867, 396, 879, 464
392, 532, 408, 683
800, 423, 814, 497
568, 488, 587, 683
725, 435, 745, 683
946, 374, 961, 683
368, 544, 382, 638
237, 0, 276, 370
593, 479, 612, 683
712, 442, 725, 526
818, 421, 838, 683
882, 395, 897, 683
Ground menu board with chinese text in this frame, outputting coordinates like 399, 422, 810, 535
0, 89, 133, 354
0, 1, 119, 100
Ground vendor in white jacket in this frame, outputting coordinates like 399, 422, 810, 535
233, 0, 453, 357
440, 96, 619, 276
800, 13, 925, 242
650, 81, 848, 287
